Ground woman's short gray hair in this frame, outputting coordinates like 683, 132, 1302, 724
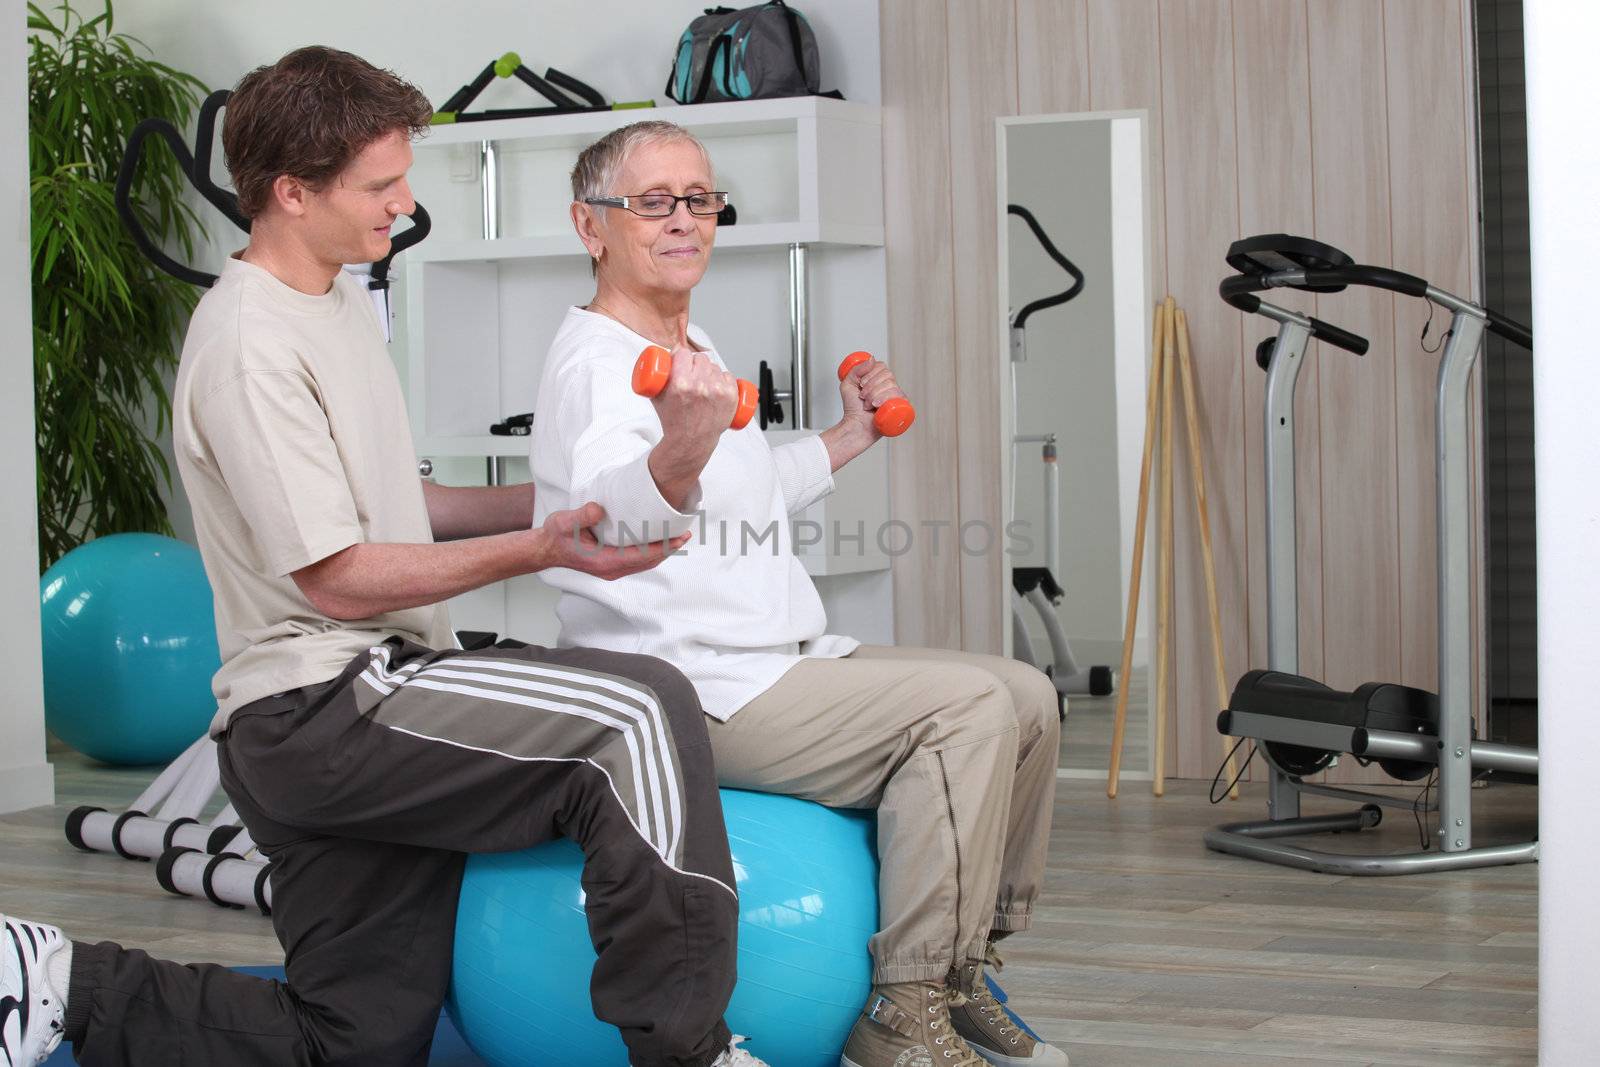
570, 120, 713, 203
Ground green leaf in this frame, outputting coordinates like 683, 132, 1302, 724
29, 0, 205, 570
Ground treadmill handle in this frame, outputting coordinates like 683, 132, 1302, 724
1486, 308, 1534, 350
1308, 316, 1369, 356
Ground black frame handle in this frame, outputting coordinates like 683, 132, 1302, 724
118, 88, 431, 291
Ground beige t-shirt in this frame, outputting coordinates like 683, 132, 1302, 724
173, 255, 454, 734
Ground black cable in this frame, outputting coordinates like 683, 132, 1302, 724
1419, 302, 1453, 355
1412, 769, 1438, 851
1007, 204, 1086, 330
1209, 736, 1255, 804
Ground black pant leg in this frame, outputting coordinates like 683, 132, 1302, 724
69, 639, 739, 1067
68, 833, 461, 1067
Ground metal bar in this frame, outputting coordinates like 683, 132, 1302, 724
1353, 729, 1537, 776
480, 140, 499, 240
788, 243, 809, 429
1262, 319, 1313, 823
1044, 439, 1060, 578
1263, 320, 1312, 675
1204, 828, 1538, 875
1435, 311, 1487, 851
1423, 283, 1481, 317
1225, 709, 1366, 754
1211, 809, 1379, 840
1291, 780, 1436, 811
1471, 741, 1540, 777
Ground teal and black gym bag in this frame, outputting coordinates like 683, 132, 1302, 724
666, 1, 836, 104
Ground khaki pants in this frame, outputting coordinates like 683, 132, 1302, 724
705, 645, 1059, 984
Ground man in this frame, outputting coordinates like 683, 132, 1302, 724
2, 47, 764, 1067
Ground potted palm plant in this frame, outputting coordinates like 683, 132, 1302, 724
28, 0, 209, 569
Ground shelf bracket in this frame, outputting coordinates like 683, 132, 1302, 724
480, 140, 500, 240
788, 242, 809, 429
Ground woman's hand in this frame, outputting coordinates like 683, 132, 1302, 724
536, 502, 689, 580
823, 355, 905, 470
648, 313, 735, 509
839, 355, 907, 439
650, 313, 740, 451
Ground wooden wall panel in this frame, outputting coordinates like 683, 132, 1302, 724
1306, 0, 1405, 786
879, 0, 1484, 779
1157, 0, 1249, 783
881, 0, 963, 650
1016, 0, 1091, 115
946, 0, 1018, 654
1385, 0, 1476, 694
1084, 0, 1169, 291
1232, 0, 1323, 713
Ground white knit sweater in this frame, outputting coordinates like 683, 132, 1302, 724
529, 307, 859, 720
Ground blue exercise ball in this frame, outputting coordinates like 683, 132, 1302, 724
449, 789, 878, 1067
39, 533, 221, 766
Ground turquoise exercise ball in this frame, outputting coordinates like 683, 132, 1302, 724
449, 789, 878, 1067
39, 533, 221, 766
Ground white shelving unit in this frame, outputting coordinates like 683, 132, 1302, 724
392, 96, 895, 603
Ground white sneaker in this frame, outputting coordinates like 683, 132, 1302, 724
711, 1034, 769, 1066
1, 915, 69, 1067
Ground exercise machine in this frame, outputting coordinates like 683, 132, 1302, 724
118, 88, 432, 341
1007, 204, 1115, 704
1205, 234, 1537, 875
432, 52, 650, 124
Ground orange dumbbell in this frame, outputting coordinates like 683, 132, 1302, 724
838, 351, 916, 437
632, 345, 760, 431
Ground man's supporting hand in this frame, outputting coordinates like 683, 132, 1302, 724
536, 502, 690, 581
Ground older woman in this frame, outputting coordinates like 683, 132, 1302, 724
530, 121, 1068, 1067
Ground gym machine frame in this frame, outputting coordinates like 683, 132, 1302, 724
1205, 235, 1538, 875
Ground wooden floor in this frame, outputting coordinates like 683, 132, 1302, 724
1, 745, 1537, 1065
1062, 665, 1149, 775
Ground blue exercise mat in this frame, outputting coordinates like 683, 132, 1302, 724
42, 965, 485, 1066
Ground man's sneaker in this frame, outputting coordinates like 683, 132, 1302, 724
840, 980, 984, 1067
711, 1034, 769, 1066
1, 916, 69, 1067
945, 947, 1068, 1066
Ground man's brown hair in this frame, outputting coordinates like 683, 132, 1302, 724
222, 46, 432, 218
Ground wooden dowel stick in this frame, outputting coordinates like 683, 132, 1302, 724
1107, 300, 1169, 797
1153, 297, 1177, 797
1174, 308, 1240, 799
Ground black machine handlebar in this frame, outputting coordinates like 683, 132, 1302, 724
1220, 234, 1534, 354
1006, 204, 1086, 329
1485, 307, 1535, 350
118, 88, 431, 290
1219, 281, 1371, 355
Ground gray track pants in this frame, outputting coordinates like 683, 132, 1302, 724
63, 638, 739, 1067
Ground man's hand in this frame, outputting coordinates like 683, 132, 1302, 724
538, 501, 690, 581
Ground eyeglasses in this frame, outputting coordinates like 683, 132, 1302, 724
583, 191, 730, 218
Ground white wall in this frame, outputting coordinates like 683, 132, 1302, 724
2, 0, 55, 813
1529, 3, 1600, 1060
99, 0, 881, 549
90, 0, 887, 646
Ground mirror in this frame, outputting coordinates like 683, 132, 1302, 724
997, 111, 1153, 779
